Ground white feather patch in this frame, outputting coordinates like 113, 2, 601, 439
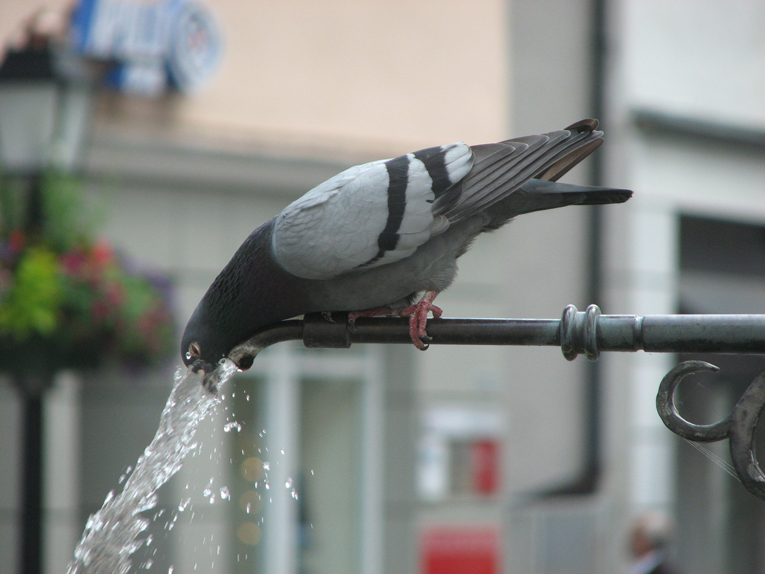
443, 143, 473, 183
273, 160, 391, 279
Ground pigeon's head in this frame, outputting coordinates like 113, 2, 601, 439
181, 305, 229, 375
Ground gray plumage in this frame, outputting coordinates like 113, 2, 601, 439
182, 119, 631, 371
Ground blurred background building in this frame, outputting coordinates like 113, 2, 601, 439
0, 0, 764, 573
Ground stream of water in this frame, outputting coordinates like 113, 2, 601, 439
67, 361, 239, 574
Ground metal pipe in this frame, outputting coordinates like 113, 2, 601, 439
227, 305, 765, 365
222, 304, 765, 502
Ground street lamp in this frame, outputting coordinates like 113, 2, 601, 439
0, 45, 93, 173
0, 42, 94, 574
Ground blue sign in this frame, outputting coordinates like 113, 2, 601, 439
71, 0, 222, 96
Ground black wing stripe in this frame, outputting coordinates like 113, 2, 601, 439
357, 154, 410, 268
379, 155, 409, 251
413, 146, 452, 195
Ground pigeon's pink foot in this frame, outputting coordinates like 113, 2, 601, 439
398, 291, 442, 350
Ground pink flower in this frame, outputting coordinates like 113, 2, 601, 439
9, 229, 25, 254
92, 241, 113, 267
60, 249, 88, 275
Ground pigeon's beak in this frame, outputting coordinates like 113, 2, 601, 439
190, 358, 214, 375
189, 359, 218, 392
189, 353, 255, 393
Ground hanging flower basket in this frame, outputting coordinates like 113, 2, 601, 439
0, 172, 175, 380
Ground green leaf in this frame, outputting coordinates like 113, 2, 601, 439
0, 247, 61, 339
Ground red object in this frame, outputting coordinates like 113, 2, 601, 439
92, 240, 113, 267
422, 528, 499, 574
472, 440, 500, 495
9, 229, 25, 253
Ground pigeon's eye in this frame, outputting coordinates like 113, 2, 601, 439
186, 342, 201, 361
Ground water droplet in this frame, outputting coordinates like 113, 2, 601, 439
169, 566, 174, 574
209, 494, 216, 504
264, 480, 270, 490
280, 449, 285, 455
310, 469, 315, 476
263, 461, 270, 471
220, 486, 230, 500
285, 477, 293, 489
203, 487, 212, 498
291, 489, 299, 500
223, 421, 242, 433
178, 498, 191, 512
185, 352, 192, 361
146, 534, 154, 546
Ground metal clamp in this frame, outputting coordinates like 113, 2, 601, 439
560, 304, 602, 361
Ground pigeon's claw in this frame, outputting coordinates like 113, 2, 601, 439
398, 291, 442, 350
348, 306, 396, 326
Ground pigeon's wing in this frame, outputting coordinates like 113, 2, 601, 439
273, 120, 604, 280
272, 144, 474, 280
433, 120, 604, 222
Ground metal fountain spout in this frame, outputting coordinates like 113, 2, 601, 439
221, 304, 765, 500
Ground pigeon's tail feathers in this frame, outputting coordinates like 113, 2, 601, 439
537, 137, 603, 182
484, 179, 632, 228
436, 119, 606, 223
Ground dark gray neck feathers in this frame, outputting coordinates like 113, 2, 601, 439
183, 219, 308, 364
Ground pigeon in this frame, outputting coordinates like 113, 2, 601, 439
182, 119, 631, 374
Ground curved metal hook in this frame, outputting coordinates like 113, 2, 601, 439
728, 370, 765, 499
656, 361, 727, 442
656, 361, 765, 501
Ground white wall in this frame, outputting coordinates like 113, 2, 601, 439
622, 0, 765, 129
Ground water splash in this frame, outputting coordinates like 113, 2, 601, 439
67, 360, 240, 574
223, 421, 242, 433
